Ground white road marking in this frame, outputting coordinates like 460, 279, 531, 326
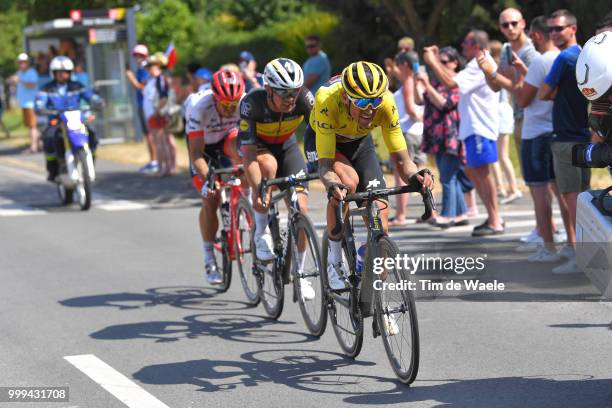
94, 193, 149, 211
0, 197, 46, 216
64, 354, 170, 408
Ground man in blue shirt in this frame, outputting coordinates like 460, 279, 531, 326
16, 53, 39, 153
302, 35, 331, 94
539, 9, 590, 274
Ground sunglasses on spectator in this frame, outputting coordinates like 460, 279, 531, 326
548, 25, 570, 33
501, 21, 520, 29
347, 94, 383, 110
439, 58, 452, 65
272, 87, 301, 99
218, 100, 239, 108
305, 43, 318, 49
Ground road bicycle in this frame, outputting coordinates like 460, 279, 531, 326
321, 173, 435, 384
252, 170, 326, 335
205, 161, 254, 296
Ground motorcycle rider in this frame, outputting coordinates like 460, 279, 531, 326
35, 56, 102, 181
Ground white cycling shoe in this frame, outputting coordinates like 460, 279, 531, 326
383, 314, 400, 336
205, 262, 223, 285
255, 232, 276, 261
298, 277, 316, 301
327, 262, 347, 290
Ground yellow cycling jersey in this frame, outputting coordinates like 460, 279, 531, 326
310, 78, 407, 159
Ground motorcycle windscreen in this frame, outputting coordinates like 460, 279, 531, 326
61, 110, 89, 149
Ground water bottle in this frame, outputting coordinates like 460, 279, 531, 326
355, 244, 367, 275
220, 201, 231, 230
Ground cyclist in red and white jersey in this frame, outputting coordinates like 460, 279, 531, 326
185, 69, 245, 284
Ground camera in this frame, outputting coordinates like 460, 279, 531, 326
572, 140, 612, 168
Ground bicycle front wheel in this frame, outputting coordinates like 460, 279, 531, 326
214, 231, 231, 292
292, 213, 327, 337
321, 238, 363, 358
235, 197, 260, 305
259, 216, 284, 320
374, 236, 420, 384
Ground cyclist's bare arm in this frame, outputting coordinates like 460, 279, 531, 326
187, 136, 209, 180
319, 158, 346, 201
391, 149, 433, 190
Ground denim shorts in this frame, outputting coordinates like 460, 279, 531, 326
520, 133, 555, 186
464, 134, 498, 168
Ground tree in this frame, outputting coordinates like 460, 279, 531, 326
0, 6, 27, 76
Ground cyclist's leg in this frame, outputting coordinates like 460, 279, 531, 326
251, 144, 279, 260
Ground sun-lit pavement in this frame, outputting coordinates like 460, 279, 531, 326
0, 144, 610, 408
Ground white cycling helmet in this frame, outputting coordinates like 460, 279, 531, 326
50, 56, 74, 73
263, 58, 304, 89
576, 31, 612, 101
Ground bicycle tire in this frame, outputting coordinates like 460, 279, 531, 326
259, 212, 284, 319
235, 197, 260, 305
321, 238, 363, 358
374, 236, 420, 384
292, 213, 327, 337
74, 148, 92, 210
216, 231, 232, 293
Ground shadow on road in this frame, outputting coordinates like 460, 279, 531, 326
133, 349, 612, 406
91, 312, 314, 345
58, 286, 245, 311
549, 322, 612, 330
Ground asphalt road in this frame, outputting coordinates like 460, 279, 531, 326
0, 145, 610, 408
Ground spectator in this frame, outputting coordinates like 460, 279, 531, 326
488, 40, 521, 204
389, 51, 425, 226
303, 35, 331, 94
477, 16, 569, 261
0, 79, 10, 138
35, 53, 52, 89
193, 68, 212, 92
539, 9, 590, 274
143, 53, 176, 176
416, 46, 469, 227
185, 62, 201, 94
126, 44, 158, 174
497, 8, 539, 169
73, 62, 90, 87
595, 11, 612, 34
424, 30, 503, 236
398, 37, 415, 52
15, 53, 39, 153
385, 36, 416, 91
239, 51, 263, 92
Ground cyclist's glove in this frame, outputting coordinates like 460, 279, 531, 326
408, 169, 433, 190
327, 182, 347, 200
201, 180, 210, 198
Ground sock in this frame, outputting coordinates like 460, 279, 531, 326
203, 241, 215, 265
255, 211, 268, 237
297, 251, 306, 274
328, 238, 342, 265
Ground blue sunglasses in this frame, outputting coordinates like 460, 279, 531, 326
347, 95, 383, 110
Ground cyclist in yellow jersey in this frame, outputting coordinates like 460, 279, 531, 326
305, 61, 433, 289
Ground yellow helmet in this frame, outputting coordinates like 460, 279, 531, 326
341, 61, 388, 99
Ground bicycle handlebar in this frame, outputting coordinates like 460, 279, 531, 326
206, 164, 244, 192
259, 171, 319, 207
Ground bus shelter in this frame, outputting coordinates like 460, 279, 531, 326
23, 7, 142, 143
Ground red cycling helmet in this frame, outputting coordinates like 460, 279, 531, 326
212, 69, 245, 101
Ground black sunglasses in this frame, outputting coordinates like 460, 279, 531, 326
305, 43, 318, 49
548, 25, 570, 33
272, 87, 301, 99
501, 21, 520, 29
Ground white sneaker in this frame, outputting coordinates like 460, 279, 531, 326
520, 229, 540, 243
205, 262, 223, 285
558, 244, 575, 260
500, 191, 523, 204
299, 277, 315, 301
552, 258, 581, 274
515, 239, 542, 253
327, 262, 347, 290
553, 230, 567, 243
383, 315, 399, 336
255, 232, 275, 261
528, 247, 561, 262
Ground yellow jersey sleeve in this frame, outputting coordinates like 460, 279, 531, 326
311, 86, 338, 159
377, 91, 407, 154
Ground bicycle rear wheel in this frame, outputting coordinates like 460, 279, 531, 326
374, 236, 420, 384
322, 238, 363, 358
235, 197, 260, 305
292, 213, 327, 337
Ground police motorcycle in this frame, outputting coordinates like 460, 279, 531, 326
574, 30, 612, 297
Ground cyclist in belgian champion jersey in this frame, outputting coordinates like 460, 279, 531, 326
305, 61, 433, 290
185, 69, 245, 284
238, 57, 316, 300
